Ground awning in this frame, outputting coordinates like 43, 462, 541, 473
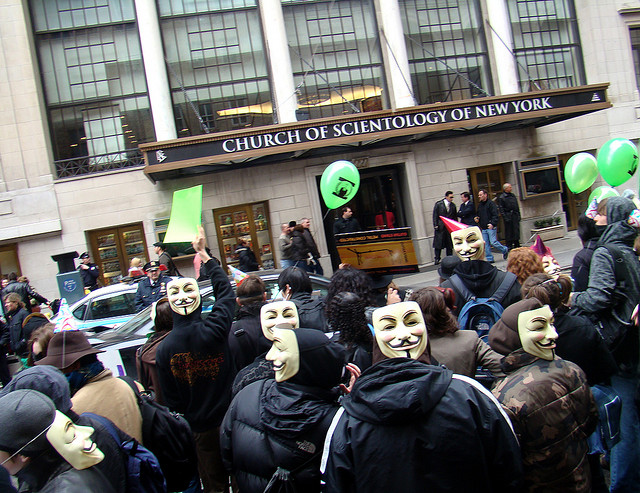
141, 83, 610, 181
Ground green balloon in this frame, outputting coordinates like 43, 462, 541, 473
564, 153, 598, 193
320, 160, 360, 209
597, 138, 639, 187
587, 186, 619, 205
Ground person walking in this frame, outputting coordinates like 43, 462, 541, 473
278, 223, 295, 268
300, 217, 324, 275
475, 189, 509, 262
497, 183, 521, 250
432, 191, 457, 264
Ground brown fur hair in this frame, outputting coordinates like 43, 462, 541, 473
506, 247, 544, 285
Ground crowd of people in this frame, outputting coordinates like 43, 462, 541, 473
0, 194, 639, 492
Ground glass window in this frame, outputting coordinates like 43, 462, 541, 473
158, 1, 271, 137
283, 0, 385, 119
29, 0, 154, 177
399, 0, 492, 104
73, 304, 87, 320
631, 28, 640, 91
88, 292, 136, 320
507, 0, 585, 91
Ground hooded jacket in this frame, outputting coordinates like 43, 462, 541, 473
571, 238, 599, 292
442, 260, 522, 316
228, 301, 271, 376
572, 196, 640, 373
221, 329, 345, 493
156, 259, 236, 432
6, 306, 30, 356
323, 358, 523, 492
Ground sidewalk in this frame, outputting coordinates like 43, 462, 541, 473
394, 231, 583, 289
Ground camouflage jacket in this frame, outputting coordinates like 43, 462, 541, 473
492, 349, 598, 492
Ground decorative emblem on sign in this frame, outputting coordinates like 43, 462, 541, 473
156, 150, 167, 163
63, 279, 77, 292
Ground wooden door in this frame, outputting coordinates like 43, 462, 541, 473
89, 223, 147, 286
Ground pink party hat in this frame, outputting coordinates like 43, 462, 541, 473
229, 265, 249, 286
530, 235, 553, 258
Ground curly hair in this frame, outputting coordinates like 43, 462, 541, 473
506, 247, 544, 285
326, 291, 372, 348
521, 272, 573, 310
325, 266, 375, 307
409, 287, 458, 336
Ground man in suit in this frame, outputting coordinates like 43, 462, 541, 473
432, 191, 457, 265
458, 192, 476, 226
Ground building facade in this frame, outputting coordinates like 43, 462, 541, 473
1, 0, 639, 299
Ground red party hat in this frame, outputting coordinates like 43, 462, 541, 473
440, 216, 468, 233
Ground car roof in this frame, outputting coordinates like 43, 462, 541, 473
68, 282, 139, 309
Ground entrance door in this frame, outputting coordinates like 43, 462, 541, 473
0, 244, 20, 279
320, 165, 406, 269
469, 165, 505, 201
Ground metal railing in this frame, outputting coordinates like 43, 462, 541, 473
54, 148, 144, 179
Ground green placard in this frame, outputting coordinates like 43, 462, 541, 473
163, 185, 203, 243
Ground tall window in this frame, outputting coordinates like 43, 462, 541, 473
507, 0, 585, 91
158, 0, 271, 137
283, 0, 385, 120
30, 0, 153, 177
631, 27, 640, 91
400, 0, 492, 104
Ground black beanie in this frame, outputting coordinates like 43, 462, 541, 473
0, 389, 56, 456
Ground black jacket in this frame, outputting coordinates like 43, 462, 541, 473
302, 228, 321, 258
458, 200, 476, 226
6, 306, 30, 356
2, 280, 48, 308
291, 227, 311, 261
554, 308, 617, 386
441, 260, 521, 316
323, 358, 523, 492
156, 260, 235, 432
477, 198, 500, 229
134, 273, 169, 311
432, 199, 457, 249
228, 302, 271, 375
571, 239, 598, 292
497, 192, 521, 221
333, 217, 361, 235
291, 292, 327, 332
236, 246, 260, 272
78, 263, 100, 290
159, 251, 179, 276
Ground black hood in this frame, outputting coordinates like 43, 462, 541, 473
452, 259, 498, 292
600, 196, 638, 247
342, 358, 452, 425
286, 328, 345, 389
171, 303, 204, 329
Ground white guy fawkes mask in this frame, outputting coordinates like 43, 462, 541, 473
167, 278, 201, 316
265, 327, 300, 382
46, 411, 104, 470
451, 226, 485, 261
372, 301, 428, 360
260, 301, 299, 340
541, 255, 562, 278
518, 305, 558, 361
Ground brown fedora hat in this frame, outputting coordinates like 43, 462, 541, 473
35, 330, 104, 370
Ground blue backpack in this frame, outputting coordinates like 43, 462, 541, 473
84, 413, 167, 493
449, 272, 517, 342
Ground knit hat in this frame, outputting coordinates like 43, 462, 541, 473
35, 330, 104, 369
0, 365, 72, 414
0, 389, 56, 456
488, 298, 543, 355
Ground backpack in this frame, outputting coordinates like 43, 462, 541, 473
449, 272, 517, 342
119, 376, 198, 493
83, 412, 167, 493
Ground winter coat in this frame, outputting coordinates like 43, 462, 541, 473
6, 306, 30, 356
441, 260, 521, 316
571, 239, 598, 292
497, 192, 521, 221
432, 198, 458, 249
134, 273, 169, 311
573, 197, 640, 374
291, 227, 311, 261
136, 330, 171, 405
492, 350, 598, 492
333, 217, 361, 235
279, 232, 295, 261
236, 245, 260, 272
430, 329, 504, 378
323, 358, 523, 492
458, 200, 476, 226
156, 259, 236, 432
553, 308, 617, 386
77, 263, 100, 290
159, 250, 179, 276
16, 454, 117, 493
228, 301, 271, 375
291, 292, 327, 331
477, 198, 500, 229
71, 369, 144, 443
2, 280, 48, 309
221, 330, 344, 493
302, 228, 321, 258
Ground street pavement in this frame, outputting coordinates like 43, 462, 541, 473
393, 230, 583, 289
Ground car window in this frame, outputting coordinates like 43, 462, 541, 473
73, 304, 86, 320
87, 293, 137, 320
